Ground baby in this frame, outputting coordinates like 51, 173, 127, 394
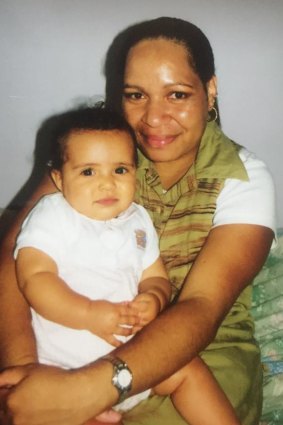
15, 105, 241, 424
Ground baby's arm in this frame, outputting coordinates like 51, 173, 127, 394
16, 247, 138, 347
132, 256, 171, 331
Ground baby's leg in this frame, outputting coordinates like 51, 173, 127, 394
89, 410, 122, 424
154, 356, 241, 425
81, 410, 123, 425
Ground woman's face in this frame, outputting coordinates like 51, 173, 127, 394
122, 38, 217, 165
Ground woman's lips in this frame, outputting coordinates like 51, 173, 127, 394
143, 135, 176, 148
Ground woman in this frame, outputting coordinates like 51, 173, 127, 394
0, 17, 275, 425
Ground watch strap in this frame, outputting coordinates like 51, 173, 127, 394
101, 354, 133, 403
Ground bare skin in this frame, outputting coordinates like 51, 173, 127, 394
15, 131, 170, 348
0, 224, 273, 425
0, 38, 274, 424
8, 126, 242, 425
122, 39, 217, 187
0, 175, 54, 368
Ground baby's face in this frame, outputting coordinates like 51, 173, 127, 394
52, 129, 137, 220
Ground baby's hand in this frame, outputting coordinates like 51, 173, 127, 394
130, 292, 160, 333
84, 300, 139, 347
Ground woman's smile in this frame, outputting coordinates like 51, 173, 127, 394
123, 38, 217, 167
141, 133, 177, 149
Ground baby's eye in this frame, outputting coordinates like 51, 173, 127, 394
81, 168, 95, 176
115, 167, 128, 175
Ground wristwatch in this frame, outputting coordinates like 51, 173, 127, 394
101, 354, 133, 403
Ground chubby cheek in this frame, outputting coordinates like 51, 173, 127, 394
130, 185, 137, 200
122, 180, 136, 200
65, 182, 91, 202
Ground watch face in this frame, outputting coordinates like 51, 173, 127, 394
102, 355, 133, 401
117, 369, 132, 388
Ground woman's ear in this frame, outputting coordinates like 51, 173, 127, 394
207, 75, 218, 110
50, 169, 63, 191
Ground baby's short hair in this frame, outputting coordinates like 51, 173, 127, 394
48, 102, 137, 170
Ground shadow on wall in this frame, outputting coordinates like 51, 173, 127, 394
0, 111, 64, 241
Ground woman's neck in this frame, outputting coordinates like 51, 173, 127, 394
154, 156, 194, 190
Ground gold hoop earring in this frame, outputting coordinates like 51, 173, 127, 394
207, 106, 218, 122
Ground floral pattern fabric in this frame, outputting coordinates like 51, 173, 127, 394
252, 228, 283, 424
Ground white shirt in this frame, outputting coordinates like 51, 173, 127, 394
214, 147, 276, 232
15, 194, 160, 368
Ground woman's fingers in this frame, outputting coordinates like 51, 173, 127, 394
0, 365, 33, 388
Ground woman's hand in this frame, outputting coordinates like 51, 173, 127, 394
0, 363, 123, 425
0, 363, 88, 425
0, 362, 119, 425
0, 385, 11, 425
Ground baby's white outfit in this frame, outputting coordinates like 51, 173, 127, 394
14, 193, 159, 410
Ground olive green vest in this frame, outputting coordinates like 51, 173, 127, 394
135, 121, 255, 343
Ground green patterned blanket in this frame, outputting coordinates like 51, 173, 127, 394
252, 228, 283, 425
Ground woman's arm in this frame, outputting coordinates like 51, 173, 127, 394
114, 224, 274, 389
0, 223, 273, 425
0, 175, 56, 368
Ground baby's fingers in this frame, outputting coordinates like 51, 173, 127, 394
114, 325, 133, 337
105, 334, 123, 347
118, 302, 139, 315
118, 307, 140, 327
131, 300, 148, 313
132, 325, 143, 334
120, 314, 139, 328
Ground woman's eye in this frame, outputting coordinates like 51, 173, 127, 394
115, 167, 128, 175
123, 92, 144, 101
169, 91, 189, 100
81, 168, 95, 176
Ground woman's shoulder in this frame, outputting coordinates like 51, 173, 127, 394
237, 147, 274, 193
238, 147, 271, 172
213, 147, 276, 231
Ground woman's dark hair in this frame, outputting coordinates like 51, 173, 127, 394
104, 16, 216, 115
49, 103, 138, 170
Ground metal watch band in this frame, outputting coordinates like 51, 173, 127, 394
101, 354, 133, 403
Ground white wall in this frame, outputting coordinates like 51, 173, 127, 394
1, 0, 282, 225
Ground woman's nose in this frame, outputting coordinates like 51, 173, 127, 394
141, 99, 169, 127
